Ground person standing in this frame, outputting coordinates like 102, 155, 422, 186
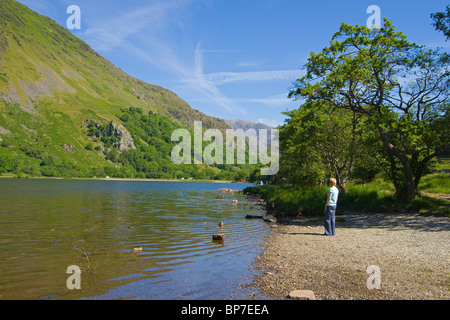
324, 178, 339, 236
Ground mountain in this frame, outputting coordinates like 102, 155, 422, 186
0, 0, 228, 128
225, 119, 273, 132
0, 0, 243, 180
225, 119, 275, 147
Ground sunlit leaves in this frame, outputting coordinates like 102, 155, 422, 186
287, 18, 449, 201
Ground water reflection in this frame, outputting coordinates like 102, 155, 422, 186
0, 179, 270, 300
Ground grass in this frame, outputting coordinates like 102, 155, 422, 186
418, 173, 450, 194
245, 173, 449, 217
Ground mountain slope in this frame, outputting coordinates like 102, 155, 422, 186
0, 0, 235, 179
225, 119, 273, 131
225, 119, 274, 147
0, 0, 228, 127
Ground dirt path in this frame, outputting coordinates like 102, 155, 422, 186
251, 212, 449, 300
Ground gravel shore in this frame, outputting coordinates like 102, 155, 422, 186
251, 211, 449, 300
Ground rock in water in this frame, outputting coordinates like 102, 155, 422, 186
212, 233, 225, 241
245, 214, 263, 219
263, 216, 277, 223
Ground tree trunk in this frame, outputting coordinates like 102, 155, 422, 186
377, 128, 417, 202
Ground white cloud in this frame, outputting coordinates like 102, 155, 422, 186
231, 94, 294, 107
82, 0, 193, 52
79, 0, 300, 118
204, 69, 304, 85
123, 41, 247, 115
189, 93, 298, 109
183, 45, 246, 114
235, 60, 265, 68
80, 0, 247, 115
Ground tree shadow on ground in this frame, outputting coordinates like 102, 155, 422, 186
287, 232, 324, 236
277, 211, 449, 233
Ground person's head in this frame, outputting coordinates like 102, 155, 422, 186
328, 178, 337, 187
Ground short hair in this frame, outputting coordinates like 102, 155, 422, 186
329, 178, 337, 187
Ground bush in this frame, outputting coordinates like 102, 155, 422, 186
245, 177, 449, 217
85, 142, 94, 150
246, 185, 328, 216
40, 166, 56, 177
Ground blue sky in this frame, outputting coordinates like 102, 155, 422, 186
17, 0, 449, 127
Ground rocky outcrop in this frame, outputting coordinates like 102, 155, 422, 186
0, 126, 10, 135
63, 144, 75, 153
111, 122, 135, 152
217, 188, 241, 193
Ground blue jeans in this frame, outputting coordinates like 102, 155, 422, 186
324, 205, 336, 235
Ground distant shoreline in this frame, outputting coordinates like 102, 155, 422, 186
0, 174, 249, 184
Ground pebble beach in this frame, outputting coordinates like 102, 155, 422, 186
251, 211, 449, 300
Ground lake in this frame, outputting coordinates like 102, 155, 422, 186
0, 179, 271, 300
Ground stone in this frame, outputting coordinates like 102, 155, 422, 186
217, 188, 240, 193
263, 216, 277, 223
288, 290, 316, 300
63, 144, 75, 153
245, 215, 264, 219
212, 233, 225, 241
0, 126, 11, 135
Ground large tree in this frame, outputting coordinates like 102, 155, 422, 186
278, 100, 377, 191
289, 18, 449, 202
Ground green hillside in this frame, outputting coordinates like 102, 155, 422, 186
0, 0, 249, 180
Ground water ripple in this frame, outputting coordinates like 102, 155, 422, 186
0, 179, 270, 300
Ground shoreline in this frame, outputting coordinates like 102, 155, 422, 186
250, 210, 449, 300
0, 174, 248, 184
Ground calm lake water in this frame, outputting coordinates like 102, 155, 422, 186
0, 179, 271, 300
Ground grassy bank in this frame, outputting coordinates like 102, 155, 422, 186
245, 174, 450, 217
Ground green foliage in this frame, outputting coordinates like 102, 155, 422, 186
0, 104, 254, 181
431, 5, 450, 40
277, 100, 379, 189
85, 142, 94, 150
287, 18, 450, 202
114, 107, 181, 178
245, 174, 449, 217
86, 120, 120, 149
0, 154, 17, 173
82, 107, 251, 181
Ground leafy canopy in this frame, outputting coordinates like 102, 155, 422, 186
288, 18, 449, 201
